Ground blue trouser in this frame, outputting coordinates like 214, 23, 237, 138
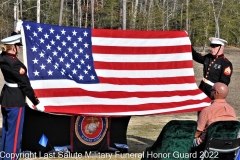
1, 107, 25, 160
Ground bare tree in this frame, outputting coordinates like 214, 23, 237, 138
211, 0, 224, 38
77, 0, 82, 27
122, 0, 126, 30
91, 0, 94, 28
37, 0, 40, 23
59, 0, 64, 25
131, 0, 138, 29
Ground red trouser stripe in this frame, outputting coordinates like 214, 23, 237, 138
13, 107, 22, 159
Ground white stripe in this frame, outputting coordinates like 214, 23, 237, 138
93, 52, 192, 62
96, 68, 194, 78
83, 102, 210, 116
30, 79, 199, 91
37, 92, 207, 106
92, 37, 191, 47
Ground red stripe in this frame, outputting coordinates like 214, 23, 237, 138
94, 61, 193, 70
13, 107, 22, 159
98, 76, 196, 85
92, 45, 191, 54
35, 88, 201, 98
43, 99, 209, 116
92, 29, 189, 38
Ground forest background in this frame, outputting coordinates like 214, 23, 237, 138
0, 0, 240, 50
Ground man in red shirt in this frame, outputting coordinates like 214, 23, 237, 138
192, 82, 236, 147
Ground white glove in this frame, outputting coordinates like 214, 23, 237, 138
33, 103, 45, 112
15, 20, 23, 32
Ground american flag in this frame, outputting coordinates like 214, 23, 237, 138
21, 21, 211, 116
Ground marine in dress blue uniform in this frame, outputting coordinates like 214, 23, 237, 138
0, 32, 40, 160
192, 37, 232, 98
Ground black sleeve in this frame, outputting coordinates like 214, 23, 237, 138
12, 62, 39, 105
191, 46, 205, 64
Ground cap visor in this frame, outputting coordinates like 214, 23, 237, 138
15, 43, 23, 46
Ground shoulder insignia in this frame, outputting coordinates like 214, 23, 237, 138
224, 66, 231, 76
19, 67, 25, 74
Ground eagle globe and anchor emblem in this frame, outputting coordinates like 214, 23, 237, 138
75, 116, 108, 145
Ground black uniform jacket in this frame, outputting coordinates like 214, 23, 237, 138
192, 47, 233, 97
0, 53, 39, 107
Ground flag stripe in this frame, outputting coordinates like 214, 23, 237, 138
40, 101, 209, 116
92, 45, 191, 54
94, 60, 193, 70
98, 76, 196, 85
34, 88, 202, 98
30, 80, 198, 91
92, 29, 189, 38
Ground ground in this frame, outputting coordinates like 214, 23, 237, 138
0, 48, 240, 157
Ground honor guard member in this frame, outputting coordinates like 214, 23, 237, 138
0, 33, 40, 159
192, 37, 233, 98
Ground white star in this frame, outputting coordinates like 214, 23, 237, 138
68, 47, 72, 52
49, 28, 54, 34
65, 63, 71, 68
85, 54, 89, 59
39, 52, 44, 57
76, 64, 81, 69
48, 70, 53, 75
62, 41, 66, 46
59, 57, 64, 62
87, 65, 91, 70
55, 34, 60, 40
44, 33, 49, 39
74, 53, 79, 58
79, 48, 83, 53
57, 46, 61, 51
38, 27, 43, 32
33, 31, 38, 37
80, 59, 85, 64
50, 39, 55, 45
84, 42, 89, 48
46, 44, 51, 50
70, 58, 75, 63
72, 30, 77, 36
84, 70, 88, 74
61, 29, 66, 35
31, 46, 37, 52
72, 69, 77, 74
32, 58, 38, 64
78, 37, 83, 42
73, 42, 78, 47
78, 74, 84, 80
39, 38, 44, 43
54, 63, 59, 69
67, 35, 72, 41
26, 24, 31, 30
40, 64, 46, 70
83, 31, 88, 37
52, 50, 58, 56
47, 58, 52, 63
64, 52, 68, 57
90, 75, 95, 80
33, 70, 39, 76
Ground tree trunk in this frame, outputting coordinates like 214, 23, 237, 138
91, 0, 94, 28
37, 0, 40, 23
122, 0, 127, 30
59, 0, 64, 25
77, 0, 82, 27
132, 0, 138, 29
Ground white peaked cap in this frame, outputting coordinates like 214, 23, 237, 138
209, 37, 228, 46
1, 34, 22, 45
